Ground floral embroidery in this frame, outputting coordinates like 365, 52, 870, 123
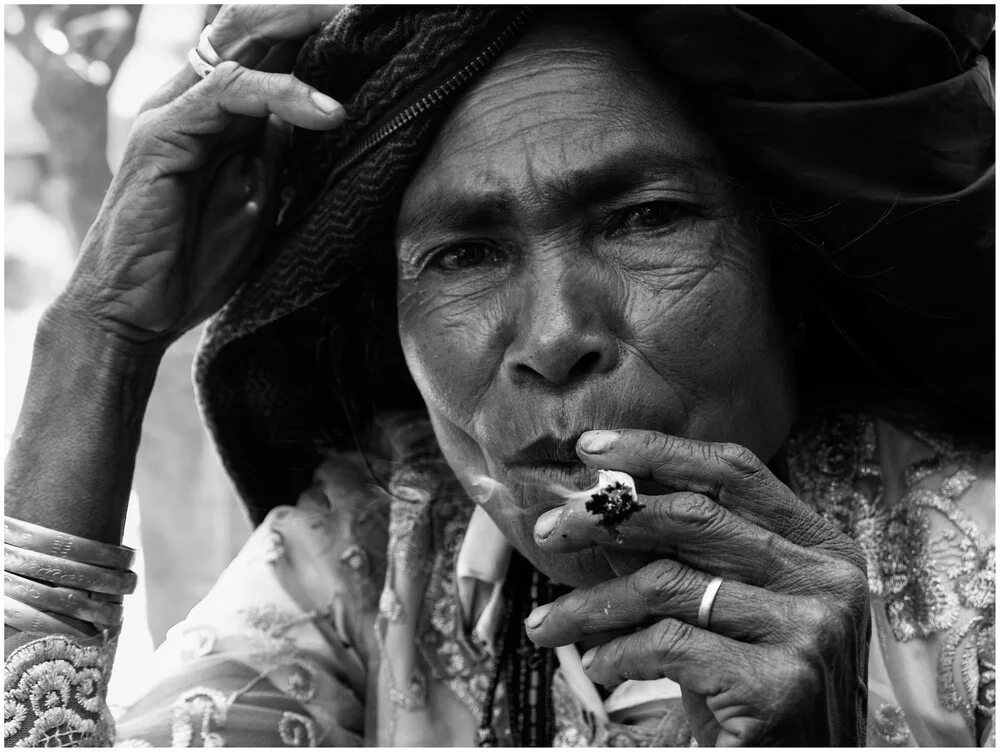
4, 633, 115, 747
869, 702, 911, 746
787, 414, 995, 739
339, 544, 369, 575
379, 588, 404, 623
278, 710, 317, 746
170, 687, 231, 747
417, 500, 495, 714
285, 662, 318, 704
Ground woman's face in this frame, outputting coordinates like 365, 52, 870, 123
395, 16, 796, 586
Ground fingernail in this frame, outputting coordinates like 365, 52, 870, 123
534, 509, 561, 540
581, 649, 596, 671
524, 603, 551, 630
579, 431, 619, 454
310, 91, 344, 118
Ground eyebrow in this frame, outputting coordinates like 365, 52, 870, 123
396, 145, 718, 241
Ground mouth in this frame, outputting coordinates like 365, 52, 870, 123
509, 435, 584, 465
506, 459, 598, 492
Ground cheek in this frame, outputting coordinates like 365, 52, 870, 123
397, 282, 505, 421
627, 260, 766, 379
626, 247, 792, 450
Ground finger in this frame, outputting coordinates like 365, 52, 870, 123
533, 491, 836, 591
210, 4, 345, 64
579, 616, 755, 692
576, 430, 858, 562
144, 6, 342, 109
161, 62, 344, 147
525, 558, 793, 648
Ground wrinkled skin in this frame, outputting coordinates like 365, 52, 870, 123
396, 15, 869, 746
395, 16, 794, 586
24, 1, 871, 744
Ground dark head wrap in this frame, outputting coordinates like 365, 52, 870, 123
193, 6, 995, 524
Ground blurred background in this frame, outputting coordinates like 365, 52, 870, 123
4, 4, 251, 710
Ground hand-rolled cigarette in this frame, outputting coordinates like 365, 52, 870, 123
585, 469, 644, 534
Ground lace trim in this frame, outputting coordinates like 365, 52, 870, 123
4, 632, 117, 747
787, 414, 995, 737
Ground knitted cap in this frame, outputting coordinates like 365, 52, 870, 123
195, 6, 995, 524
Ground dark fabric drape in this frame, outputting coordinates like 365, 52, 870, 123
192, 6, 995, 522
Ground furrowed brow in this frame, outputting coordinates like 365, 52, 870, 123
397, 192, 515, 242
397, 146, 717, 243
541, 147, 717, 211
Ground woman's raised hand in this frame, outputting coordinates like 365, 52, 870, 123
526, 430, 870, 747
51, 5, 344, 351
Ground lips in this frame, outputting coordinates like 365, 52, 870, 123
502, 435, 600, 491
508, 435, 583, 465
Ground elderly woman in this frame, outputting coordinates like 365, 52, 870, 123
4, 5, 994, 748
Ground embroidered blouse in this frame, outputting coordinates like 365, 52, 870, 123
4, 414, 994, 746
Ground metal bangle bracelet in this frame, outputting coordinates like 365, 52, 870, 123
4, 572, 124, 627
4, 546, 137, 595
4, 515, 135, 570
4, 595, 98, 639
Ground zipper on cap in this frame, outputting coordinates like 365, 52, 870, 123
332, 7, 534, 175
278, 7, 533, 231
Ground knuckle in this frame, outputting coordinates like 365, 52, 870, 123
666, 491, 720, 531
214, 6, 271, 47
826, 555, 870, 606
716, 441, 764, 477
634, 560, 684, 605
260, 73, 296, 102
128, 110, 159, 144
213, 60, 246, 90
651, 619, 691, 663
638, 430, 670, 456
794, 596, 858, 661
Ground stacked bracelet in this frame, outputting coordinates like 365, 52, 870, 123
4, 546, 137, 595
4, 596, 98, 639
4, 516, 135, 570
5, 572, 124, 627
4, 515, 137, 638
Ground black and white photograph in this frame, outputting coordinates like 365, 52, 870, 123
3, 5, 995, 747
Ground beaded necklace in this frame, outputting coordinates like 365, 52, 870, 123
475, 552, 564, 746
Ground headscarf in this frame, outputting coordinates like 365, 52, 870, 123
193, 6, 995, 524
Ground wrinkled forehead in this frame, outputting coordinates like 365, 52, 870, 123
396, 13, 724, 240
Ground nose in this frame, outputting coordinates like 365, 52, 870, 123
503, 263, 620, 388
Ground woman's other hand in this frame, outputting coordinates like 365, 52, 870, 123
51, 5, 345, 351
526, 430, 870, 747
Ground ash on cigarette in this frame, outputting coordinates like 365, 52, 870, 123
585, 480, 645, 534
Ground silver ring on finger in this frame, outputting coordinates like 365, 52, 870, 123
698, 576, 725, 629
198, 25, 224, 66
188, 24, 224, 79
187, 47, 216, 79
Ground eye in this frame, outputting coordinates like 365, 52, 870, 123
427, 243, 507, 272
607, 202, 689, 237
